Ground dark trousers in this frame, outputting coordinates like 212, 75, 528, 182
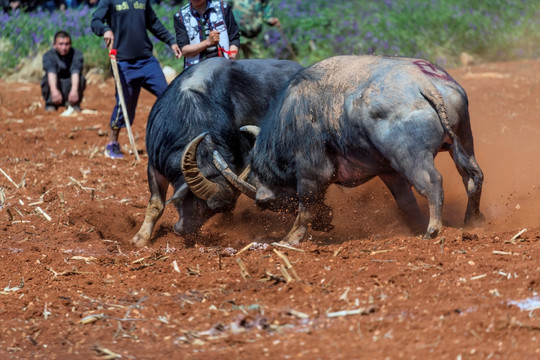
110, 56, 168, 130
41, 75, 86, 108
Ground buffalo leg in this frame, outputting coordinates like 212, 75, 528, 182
397, 156, 444, 239
379, 172, 428, 234
450, 147, 484, 227
451, 113, 485, 226
280, 202, 313, 245
281, 182, 330, 245
132, 167, 169, 247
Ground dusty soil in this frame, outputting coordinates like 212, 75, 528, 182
1, 59, 539, 359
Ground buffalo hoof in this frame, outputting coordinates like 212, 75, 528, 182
131, 233, 151, 248
182, 234, 198, 248
464, 212, 486, 227
423, 226, 440, 240
280, 229, 306, 246
280, 237, 300, 246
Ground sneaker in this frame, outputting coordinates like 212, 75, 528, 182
71, 104, 81, 112
105, 142, 124, 159
45, 105, 57, 112
60, 105, 76, 117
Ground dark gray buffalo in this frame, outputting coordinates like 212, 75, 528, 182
211, 55, 484, 245
131, 57, 303, 247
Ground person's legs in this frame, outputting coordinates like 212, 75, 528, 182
106, 60, 143, 158
109, 61, 143, 131
141, 56, 168, 97
41, 76, 57, 111
107, 72, 128, 157
68, 75, 86, 111
58, 77, 72, 108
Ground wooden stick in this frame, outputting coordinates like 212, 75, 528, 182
131, 257, 146, 264
0, 167, 19, 188
279, 266, 293, 283
109, 48, 140, 162
80, 313, 106, 325
272, 242, 304, 252
273, 249, 300, 281
91, 345, 122, 359
288, 309, 309, 319
172, 260, 181, 273
236, 258, 250, 280
326, 306, 376, 318
71, 256, 97, 264
68, 176, 95, 192
470, 274, 487, 280
3, 278, 24, 292
236, 242, 255, 257
36, 206, 51, 222
80, 293, 127, 309
493, 250, 514, 255
510, 228, 527, 242
47, 267, 88, 279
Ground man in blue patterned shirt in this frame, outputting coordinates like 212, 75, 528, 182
174, 0, 240, 69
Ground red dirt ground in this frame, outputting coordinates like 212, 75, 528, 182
1, 59, 539, 359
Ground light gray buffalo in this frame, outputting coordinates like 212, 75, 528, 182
206, 55, 484, 244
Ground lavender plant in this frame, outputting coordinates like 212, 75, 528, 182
0, 0, 539, 78
264, 0, 540, 67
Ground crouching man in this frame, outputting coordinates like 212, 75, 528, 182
41, 30, 86, 112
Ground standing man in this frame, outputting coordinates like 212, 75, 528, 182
174, 0, 240, 69
41, 30, 86, 112
230, 0, 280, 59
91, 0, 182, 159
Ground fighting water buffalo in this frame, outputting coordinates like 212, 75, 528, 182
211, 55, 484, 244
131, 57, 303, 247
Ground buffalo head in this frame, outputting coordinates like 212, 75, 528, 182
172, 132, 241, 235
196, 127, 299, 215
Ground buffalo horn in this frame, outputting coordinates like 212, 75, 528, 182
239, 165, 251, 181
239, 125, 261, 138
181, 132, 219, 201
237, 125, 260, 182
213, 150, 256, 199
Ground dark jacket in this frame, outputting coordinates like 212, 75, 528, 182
42, 47, 84, 79
91, 0, 176, 61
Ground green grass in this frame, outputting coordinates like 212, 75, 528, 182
0, 0, 539, 79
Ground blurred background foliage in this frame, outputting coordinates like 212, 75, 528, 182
1, 0, 539, 80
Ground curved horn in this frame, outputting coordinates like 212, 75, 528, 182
237, 125, 261, 182
165, 183, 189, 205
239, 125, 261, 138
181, 132, 219, 201
213, 150, 256, 199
